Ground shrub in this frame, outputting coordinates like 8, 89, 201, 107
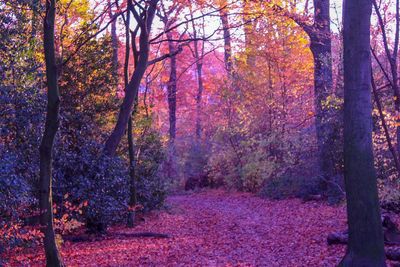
54, 142, 129, 233
136, 130, 167, 211
259, 175, 320, 200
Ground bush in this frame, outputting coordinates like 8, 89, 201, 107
184, 143, 209, 190
0, 150, 37, 254
54, 142, 129, 233
136, 130, 167, 211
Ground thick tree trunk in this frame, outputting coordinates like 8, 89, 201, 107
340, 0, 386, 265
307, 0, 336, 194
103, 1, 157, 156
40, 0, 64, 266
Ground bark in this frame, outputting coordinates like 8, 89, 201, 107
109, 0, 119, 76
308, 0, 336, 193
219, 1, 233, 78
195, 61, 204, 141
40, 0, 64, 266
340, 0, 386, 265
189, 8, 204, 142
242, 0, 255, 67
166, 31, 177, 143
104, 0, 158, 156
121, 5, 138, 228
281, 0, 337, 192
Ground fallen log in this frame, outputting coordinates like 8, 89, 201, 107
386, 248, 400, 261
113, 232, 170, 239
64, 232, 170, 243
327, 232, 348, 245
327, 215, 400, 246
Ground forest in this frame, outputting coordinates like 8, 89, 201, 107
1, 0, 400, 266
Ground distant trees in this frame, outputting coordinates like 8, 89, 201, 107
340, 0, 386, 265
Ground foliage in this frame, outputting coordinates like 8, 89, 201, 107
136, 129, 167, 211
53, 142, 129, 232
184, 143, 209, 190
260, 175, 320, 200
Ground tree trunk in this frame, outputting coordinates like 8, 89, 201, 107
195, 61, 204, 141
103, 1, 157, 156
340, 0, 386, 265
40, 0, 64, 266
109, 0, 119, 76
219, 1, 233, 78
243, 0, 255, 67
31, 0, 39, 38
167, 31, 177, 143
307, 0, 336, 194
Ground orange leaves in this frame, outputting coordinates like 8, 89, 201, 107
7, 190, 352, 266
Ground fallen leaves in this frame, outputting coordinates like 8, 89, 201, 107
7, 190, 352, 266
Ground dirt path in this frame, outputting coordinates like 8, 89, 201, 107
10, 190, 347, 266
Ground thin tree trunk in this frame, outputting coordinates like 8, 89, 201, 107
167, 31, 177, 143
219, 1, 233, 79
195, 61, 204, 141
121, 4, 138, 227
31, 0, 39, 38
372, 73, 400, 175
189, 10, 204, 142
109, 0, 119, 76
40, 0, 64, 266
340, 0, 386, 265
372, 0, 400, 156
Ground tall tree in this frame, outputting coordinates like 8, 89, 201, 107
104, 0, 158, 156
340, 0, 386, 265
188, 5, 206, 142
218, 0, 233, 79
277, 0, 337, 194
40, 0, 64, 265
108, 0, 119, 76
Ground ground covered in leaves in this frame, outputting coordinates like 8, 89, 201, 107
8, 190, 352, 266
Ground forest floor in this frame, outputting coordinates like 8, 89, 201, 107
6, 190, 369, 266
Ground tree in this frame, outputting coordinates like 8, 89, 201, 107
340, 0, 386, 265
188, 4, 206, 142
104, 0, 159, 156
275, 0, 338, 195
39, 0, 64, 265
